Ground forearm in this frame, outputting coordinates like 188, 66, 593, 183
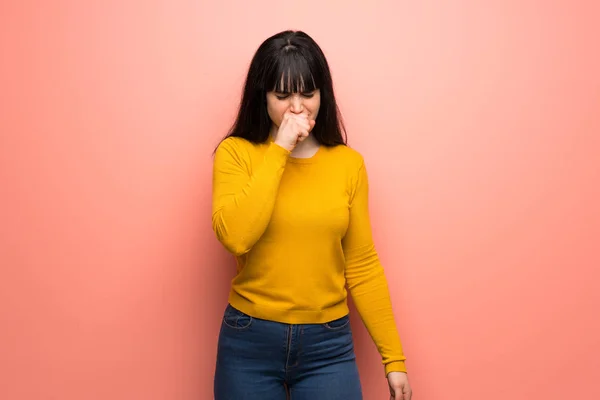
345, 247, 407, 375
343, 158, 407, 375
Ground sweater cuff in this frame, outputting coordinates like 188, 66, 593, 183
268, 141, 291, 156
262, 142, 290, 167
385, 361, 407, 376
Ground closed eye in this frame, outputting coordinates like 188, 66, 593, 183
275, 91, 316, 100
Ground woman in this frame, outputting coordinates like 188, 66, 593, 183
211, 30, 412, 400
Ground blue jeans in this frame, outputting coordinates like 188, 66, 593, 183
214, 304, 363, 399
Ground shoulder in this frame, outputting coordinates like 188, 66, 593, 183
326, 144, 364, 161
326, 144, 366, 169
214, 136, 262, 163
215, 136, 254, 154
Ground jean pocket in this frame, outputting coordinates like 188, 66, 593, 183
323, 314, 350, 330
222, 304, 253, 330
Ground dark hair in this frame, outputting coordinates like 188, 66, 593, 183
218, 30, 347, 149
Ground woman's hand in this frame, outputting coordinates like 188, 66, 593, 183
273, 111, 315, 151
387, 371, 412, 400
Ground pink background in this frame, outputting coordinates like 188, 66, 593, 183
1, 1, 599, 399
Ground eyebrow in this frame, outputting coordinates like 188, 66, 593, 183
274, 89, 316, 94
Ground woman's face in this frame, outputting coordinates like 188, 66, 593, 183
266, 89, 321, 129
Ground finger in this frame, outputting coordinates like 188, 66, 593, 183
294, 124, 310, 135
292, 116, 310, 130
289, 112, 306, 119
294, 125, 307, 140
296, 131, 309, 142
395, 387, 404, 400
292, 124, 310, 141
280, 113, 292, 129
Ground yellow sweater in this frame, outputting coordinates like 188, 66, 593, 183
211, 136, 407, 375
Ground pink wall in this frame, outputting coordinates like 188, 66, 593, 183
1, 1, 599, 399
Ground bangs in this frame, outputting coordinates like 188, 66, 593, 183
265, 47, 319, 93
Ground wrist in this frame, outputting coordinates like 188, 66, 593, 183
384, 361, 407, 376
273, 139, 294, 152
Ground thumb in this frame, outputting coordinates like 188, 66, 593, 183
394, 385, 404, 400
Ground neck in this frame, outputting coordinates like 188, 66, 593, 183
291, 135, 319, 158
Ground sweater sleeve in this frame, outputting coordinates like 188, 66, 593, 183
342, 157, 407, 376
212, 138, 290, 256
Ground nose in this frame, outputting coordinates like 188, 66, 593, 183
289, 94, 304, 114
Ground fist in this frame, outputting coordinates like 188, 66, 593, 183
273, 112, 315, 151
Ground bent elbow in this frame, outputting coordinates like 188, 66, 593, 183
212, 211, 254, 256
221, 238, 252, 256
212, 224, 252, 257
